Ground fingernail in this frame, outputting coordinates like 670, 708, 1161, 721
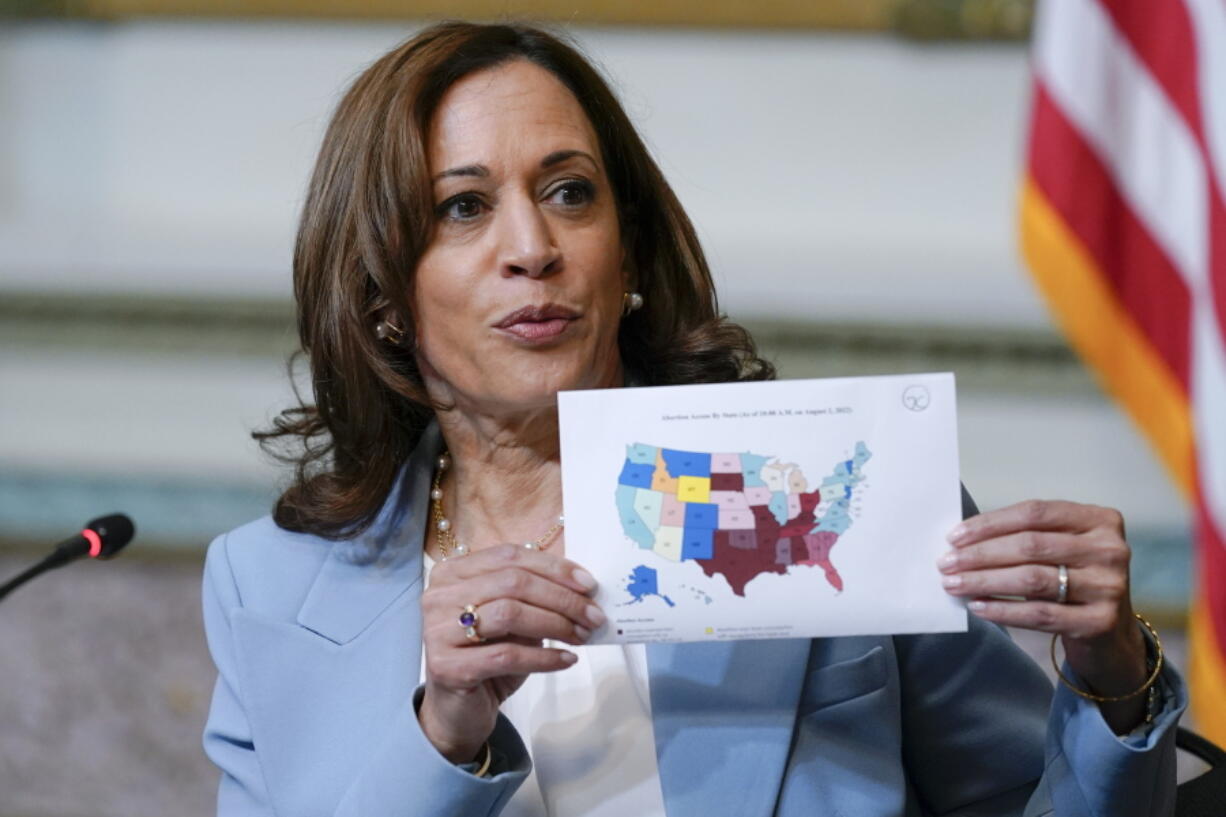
560, 651, 578, 665
968, 600, 986, 612
585, 604, 607, 628
941, 574, 962, 589
947, 523, 969, 544
574, 625, 592, 641
573, 569, 597, 592
937, 551, 957, 570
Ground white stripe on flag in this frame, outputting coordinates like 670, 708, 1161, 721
1184, 0, 1226, 208
1195, 310, 1226, 538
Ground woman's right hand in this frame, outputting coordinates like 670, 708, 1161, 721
417, 544, 604, 765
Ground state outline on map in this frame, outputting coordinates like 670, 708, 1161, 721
615, 441, 873, 600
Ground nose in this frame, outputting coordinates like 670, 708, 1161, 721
497, 194, 561, 278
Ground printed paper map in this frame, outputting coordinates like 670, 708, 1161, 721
559, 373, 967, 644
616, 442, 871, 599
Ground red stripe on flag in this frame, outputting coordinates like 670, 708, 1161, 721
1196, 492, 1226, 663
1099, 0, 1226, 356
1212, 197, 1226, 350
1027, 82, 1194, 392
1099, 0, 1205, 141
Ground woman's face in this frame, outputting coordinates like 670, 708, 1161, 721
412, 59, 630, 416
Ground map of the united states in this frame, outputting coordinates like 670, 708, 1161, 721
615, 442, 871, 598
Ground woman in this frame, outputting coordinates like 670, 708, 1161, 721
202, 20, 1186, 817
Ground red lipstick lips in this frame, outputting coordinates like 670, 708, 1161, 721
494, 303, 580, 342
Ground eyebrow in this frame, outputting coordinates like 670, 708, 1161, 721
431, 149, 598, 183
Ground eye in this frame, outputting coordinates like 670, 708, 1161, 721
435, 193, 486, 223
549, 179, 595, 208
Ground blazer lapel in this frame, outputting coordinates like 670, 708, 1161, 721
647, 638, 810, 817
296, 422, 442, 644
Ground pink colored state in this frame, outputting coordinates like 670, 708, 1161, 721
797, 531, 843, 592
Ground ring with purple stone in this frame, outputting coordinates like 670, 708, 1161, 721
459, 604, 484, 643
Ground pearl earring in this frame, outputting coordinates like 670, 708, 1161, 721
621, 291, 644, 317
374, 320, 406, 345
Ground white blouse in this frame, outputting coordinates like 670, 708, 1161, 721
422, 554, 667, 816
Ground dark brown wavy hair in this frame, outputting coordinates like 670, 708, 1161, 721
255, 19, 776, 540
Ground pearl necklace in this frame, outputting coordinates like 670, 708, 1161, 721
429, 452, 565, 559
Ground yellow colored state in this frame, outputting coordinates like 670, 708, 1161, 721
677, 475, 711, 503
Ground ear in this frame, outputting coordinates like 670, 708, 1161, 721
619, 244, 638, 293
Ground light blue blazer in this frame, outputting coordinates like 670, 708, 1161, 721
202, 421, 1187, 816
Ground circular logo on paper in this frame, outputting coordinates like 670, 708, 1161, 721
902, 385, 931, 412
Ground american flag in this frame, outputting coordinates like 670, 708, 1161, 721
1020, 0, 1226, 743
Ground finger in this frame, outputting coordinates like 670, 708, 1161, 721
941, 564, 1073, 603
499, 635, 545, 648
430, 543, 598, 596
948, 500, 1121, 546
966, 598, 1114, 640
946, 564, 1130, 607
424, 567, 606, 631
435, 598, 591, 646
423, 632, 541, 664
429, 641, 578, 689
938, 530, 1084, 572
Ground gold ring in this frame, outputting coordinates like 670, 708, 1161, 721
459, 604, 484, 642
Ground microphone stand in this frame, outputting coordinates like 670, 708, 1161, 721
0, 548, 80, 602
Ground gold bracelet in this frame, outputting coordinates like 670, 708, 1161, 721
472, 741, 493, 778
1049, 612, 1164, 707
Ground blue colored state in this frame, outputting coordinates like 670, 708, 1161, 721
615, 485, 654, 549
768, 491, 790, 525
625, 443, 659, 465
855, 441, 871, 463
661, 449, 712, 478
681, 528, 714, 560
740, 452, 770, 487
820, 441, 873, 496
813, 498, 854, 535
683, 501, 719, 530
618, 460, 655, 489
626, 565, 676, 607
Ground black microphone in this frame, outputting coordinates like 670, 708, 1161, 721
0, 513, 136, 603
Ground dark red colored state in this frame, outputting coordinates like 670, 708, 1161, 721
710, 472, 745, 491
700, 488, 842, 595
715, 529, 757, 550
779, 488, 823, 537
701, 539, 786, 596
749, 505, 778, 527
799, 487, 821, 513
702, 513, 786, 596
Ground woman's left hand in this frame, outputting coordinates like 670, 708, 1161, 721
938, 499, 1150, 733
